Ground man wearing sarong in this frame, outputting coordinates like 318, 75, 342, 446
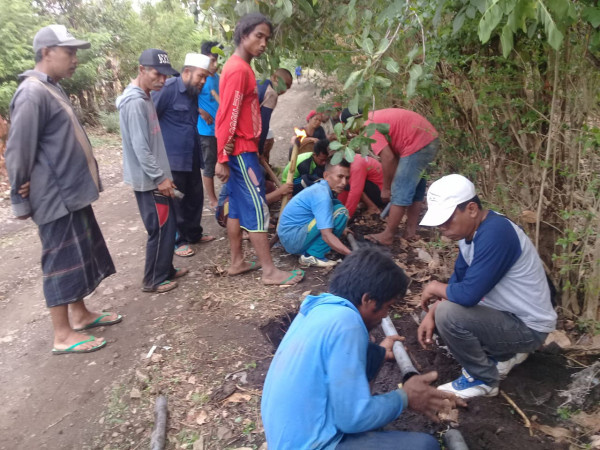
5, 25, 121, 355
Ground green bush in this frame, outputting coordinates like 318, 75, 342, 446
98, 111, 120, 134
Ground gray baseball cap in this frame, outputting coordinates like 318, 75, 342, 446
33, 25, 91, 53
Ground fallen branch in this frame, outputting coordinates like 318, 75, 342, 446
500, 390, 532, 436
150, 395, 168, 450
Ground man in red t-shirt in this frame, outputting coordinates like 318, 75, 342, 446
362, 108, 439, 245
214, 13, 304, 286
337, 155, 385, 218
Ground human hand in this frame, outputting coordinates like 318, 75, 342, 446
403, 371, 467, 422
216, 162, 230, 183
417, 312, 436, 349
380, 335, 405, 361
157, 179, 176, 198
224, 140, 235, 155
279, 183, 293, 198
381, 187, 391, 203
199, 109, 213, 125
420, 281, 444, 312
18, 181, 30, 198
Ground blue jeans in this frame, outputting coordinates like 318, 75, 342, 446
336, 431, 440, 449
435, 301, 548, 386
391, 138, 439, 206
302, 201, 349, 258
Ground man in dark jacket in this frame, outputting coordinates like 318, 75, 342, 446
5, 25, 121, 355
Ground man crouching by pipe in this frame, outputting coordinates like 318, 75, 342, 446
261, 246, 466, 449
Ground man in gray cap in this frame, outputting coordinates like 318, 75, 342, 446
152, 53, 215, 258
5, 24, 121, 355
117, 49, 187, 294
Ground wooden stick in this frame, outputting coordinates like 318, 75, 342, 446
500, 390, 532, 436
261, 159, 281, 187
150, 395, 168, 450
210, 89, 220, 103
280, 140, 300, 212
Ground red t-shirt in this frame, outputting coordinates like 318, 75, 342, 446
215, 55, 261, 163
338, 155, 383, 217
366, 108, 438, 158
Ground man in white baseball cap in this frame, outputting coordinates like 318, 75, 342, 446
416, 174, 556, 398
151, 53, 215, 258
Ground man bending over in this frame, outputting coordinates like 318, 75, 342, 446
262, 247, 465, 449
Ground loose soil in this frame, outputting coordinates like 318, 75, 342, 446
0, 80, 597, 450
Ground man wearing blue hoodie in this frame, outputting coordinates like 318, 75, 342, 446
261, 247, 465, 449
117, 49, 188, 294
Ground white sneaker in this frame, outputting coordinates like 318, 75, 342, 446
496, 353, 529, 380
299, 254, 338, 267
437, 368, 499, 399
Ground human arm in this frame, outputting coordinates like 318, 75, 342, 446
198, 108, 213, 125
258, 106, 273, 154
123, 99, 167, 185
215, 162, 230, 183
5, 87, 41, 219
378, 145, 398, 202
402, 371, 467, 421
445, 218, 522, 306
379, 335, 405, 361
343, 159, 367, 217
320, 228, 352, 256
417, 300, 441, 349
215, 69, 245, 163
420, 280, 449, 311
327, 323, 406, 433
157, 178, 176, 198
266, 183, 292, 205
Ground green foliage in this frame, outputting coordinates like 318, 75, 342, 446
98, 111, 120, 134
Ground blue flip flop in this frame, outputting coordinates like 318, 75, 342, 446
52, 336, 107, 355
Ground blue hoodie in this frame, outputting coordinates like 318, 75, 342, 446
261, 293, 407, 450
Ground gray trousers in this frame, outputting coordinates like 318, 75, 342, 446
435, 301, 548, 386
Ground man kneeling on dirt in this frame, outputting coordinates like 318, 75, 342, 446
278, 160, 352, 267
261, 247, 465, 449
418, 174, 557, 399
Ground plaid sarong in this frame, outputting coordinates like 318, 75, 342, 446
39, 206, 115, 307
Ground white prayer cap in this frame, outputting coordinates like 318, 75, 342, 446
184, 53, 211, 70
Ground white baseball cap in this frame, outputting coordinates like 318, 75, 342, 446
420, 174, 477, 226
33, 25, 91, 53
184, 53, 211, 70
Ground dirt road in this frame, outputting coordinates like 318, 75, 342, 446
0, 80, 326, 450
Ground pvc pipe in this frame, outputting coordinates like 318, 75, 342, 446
346, 233, 419, 381
381, 316, 419, 382
443, 429, 469, 450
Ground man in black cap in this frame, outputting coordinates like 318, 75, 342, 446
5, 24, 121, 355
117, 49, 188, 294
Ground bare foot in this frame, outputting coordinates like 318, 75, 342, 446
403, 234, 422, 243
71, 311, 121, 332
262, 268, 304, 285
53, 331, 106, 352
227, 261, 261, 276
365, 232, 394, 246
366, 207, 381, 216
